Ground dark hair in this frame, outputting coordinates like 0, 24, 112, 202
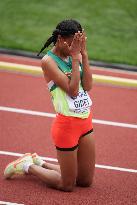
37, 19, 82, 56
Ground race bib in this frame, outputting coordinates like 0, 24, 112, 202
66, 90, 92, 113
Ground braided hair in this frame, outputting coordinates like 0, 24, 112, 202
37, 19, 82, 56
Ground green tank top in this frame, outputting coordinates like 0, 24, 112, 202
47, 50, 92, 118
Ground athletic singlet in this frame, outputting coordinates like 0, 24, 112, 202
46, 50, 92, 119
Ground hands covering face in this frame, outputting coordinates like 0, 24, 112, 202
65, 30, 87, 57
80, 31, 87, 55
57, 30, 87, 57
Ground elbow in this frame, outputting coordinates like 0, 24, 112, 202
68, 84, 79, 97
68, 89, 79, 97
87, 85, 92, 91
82, 78, 93, 91
83, 84, 92, 92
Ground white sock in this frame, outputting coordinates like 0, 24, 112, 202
23, 162, 34, 173
40, 161, 45, 167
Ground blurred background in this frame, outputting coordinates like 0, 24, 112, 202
0, 0, 137, 66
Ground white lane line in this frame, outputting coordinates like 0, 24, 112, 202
0, 150, 137, 173
0, 151, 57, 162
0, 106, 137, 129
0, 106, 56, 118
0, 201, 24, 205
93, 119, 137, 129
95, 164, 137, 173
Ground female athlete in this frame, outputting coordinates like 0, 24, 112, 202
4, 19, 95, 192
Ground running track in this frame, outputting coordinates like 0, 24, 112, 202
0, 54, 137, 205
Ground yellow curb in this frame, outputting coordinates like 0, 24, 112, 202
0, 61, 41, 75
93, 74, 137, 87
0, 61, 137, 88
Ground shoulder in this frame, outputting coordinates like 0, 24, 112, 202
41, 54, 57, 71
41, 54, 53, 66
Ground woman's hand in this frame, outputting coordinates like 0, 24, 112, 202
80, 30, 88, 56
64, 31, 83, 58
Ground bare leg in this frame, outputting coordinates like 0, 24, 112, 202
42, 162, 61, 173
29, 165, 61, 189
76, 133, 95, 187
57, 149, 77, 190
28, 149, 78, 192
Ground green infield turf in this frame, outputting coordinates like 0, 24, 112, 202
0, 0, 137, 65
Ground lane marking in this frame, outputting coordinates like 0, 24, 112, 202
0, 106, 137, 129
0, 201, 24, 205
93, 119, 137, 129
0, 151, 57, 162
0, 61, 137, 87
0, 150, 137, 173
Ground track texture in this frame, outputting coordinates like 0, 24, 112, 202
0, 54, 137, 205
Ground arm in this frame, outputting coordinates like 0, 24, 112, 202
41, 32, 82, 97
69, 56, 80, 96
80, 32, 92, 91
41, 56, 80, 97
81, 52, 92, 91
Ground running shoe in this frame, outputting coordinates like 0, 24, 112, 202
4, 153, 33, 179
32, 153, 45, 166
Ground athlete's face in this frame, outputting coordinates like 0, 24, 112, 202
57, 35, 74, 56
63, 35, 74, 47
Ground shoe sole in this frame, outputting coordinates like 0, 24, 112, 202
4, 153, 31, 179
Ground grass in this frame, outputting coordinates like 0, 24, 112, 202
0, 0, 137, 65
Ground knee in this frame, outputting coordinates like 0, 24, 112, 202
62, 185, 74, 192
76, 179, 93, 187
60, 180, 75, 192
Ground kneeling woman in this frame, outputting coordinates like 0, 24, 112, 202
4, 19, 95, 192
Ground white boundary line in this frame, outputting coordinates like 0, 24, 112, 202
0, 201, 24, 205
0, 106, 137, 129
0, 150, 137, 173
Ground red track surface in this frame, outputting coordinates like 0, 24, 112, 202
0, 54, 137, 205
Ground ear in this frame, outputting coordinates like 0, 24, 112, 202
57, 35, 62, 41
56, 35, 61, 46
57, 35, 65, 47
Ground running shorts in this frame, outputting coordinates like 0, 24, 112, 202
51, 112, 93, 151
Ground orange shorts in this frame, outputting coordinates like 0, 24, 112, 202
51, 112, 93, 151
